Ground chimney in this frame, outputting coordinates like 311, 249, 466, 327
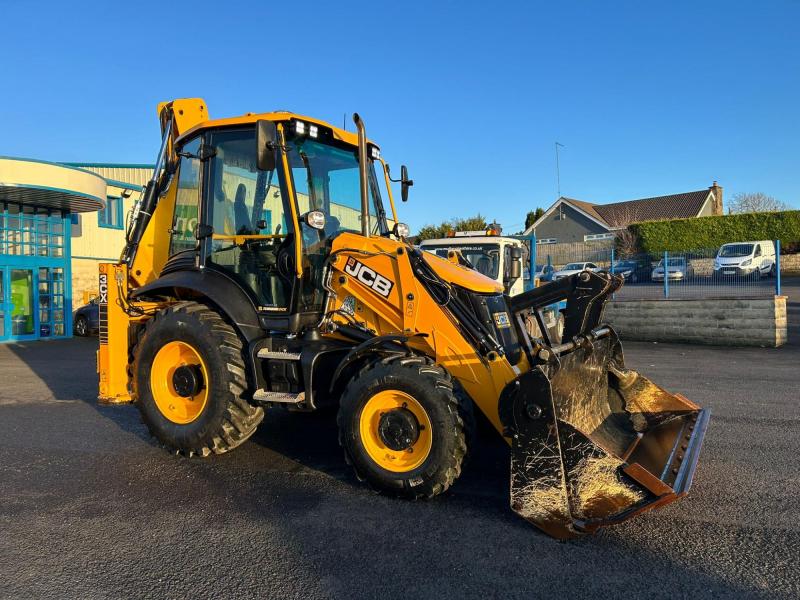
709, 181, 723, 215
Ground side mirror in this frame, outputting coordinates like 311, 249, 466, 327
508, 247, 523, 281
257, 120, 278, 172
194, 223, 214, 240
255, 219, 268, 230
400, 165, 413, 202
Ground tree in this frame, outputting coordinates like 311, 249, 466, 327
525, 208, 545, 230
603, 205, 646, 257
416, 214, 489, 241
728, 192, 788, 214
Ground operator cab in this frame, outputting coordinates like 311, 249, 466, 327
164, 117, 399, 333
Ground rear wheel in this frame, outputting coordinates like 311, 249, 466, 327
133, 301, 264, 457
337, 356, 466, 499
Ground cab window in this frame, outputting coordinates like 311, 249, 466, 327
169, 136, 201, 256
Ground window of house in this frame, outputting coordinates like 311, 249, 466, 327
537, 238, 557, 245
584, 233, 614, 242
98, 196, 124, 229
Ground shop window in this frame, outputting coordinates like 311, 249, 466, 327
98, 196, 124, 230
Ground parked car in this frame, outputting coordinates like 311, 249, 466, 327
553, 262, 600, 281
73, 297, 100, 336
713, 240, 776, 278
534, 264, 556, 282
610, 259, 651, 283
651, 257, 694, 282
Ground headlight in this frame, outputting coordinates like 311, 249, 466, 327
741, 259, 752, 266
393, 222, 410, 238
622, 270, 632, 276
304, 210, 326, 230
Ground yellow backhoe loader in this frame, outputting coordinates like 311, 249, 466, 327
97, 99, 709, 539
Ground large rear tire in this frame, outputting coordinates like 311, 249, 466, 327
133, 301, 264, 457
337, 355, 466, 499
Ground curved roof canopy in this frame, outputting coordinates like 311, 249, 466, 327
0, 157, 106, 213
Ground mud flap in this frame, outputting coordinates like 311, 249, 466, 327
498, 329, 709, 539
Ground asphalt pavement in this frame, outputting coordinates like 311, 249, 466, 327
1, 288, 798, 599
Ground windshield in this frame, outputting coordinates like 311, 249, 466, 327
422, 243, 501, 279
563, 263, 583, 270
719, 244, 753, 258
287, 133, 388, 240
614, 261, 636, 269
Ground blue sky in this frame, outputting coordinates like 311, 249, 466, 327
1, 0, 797, 233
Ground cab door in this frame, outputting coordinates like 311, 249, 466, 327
203, 127, 295, 314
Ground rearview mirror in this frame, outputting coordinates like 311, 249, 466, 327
508, 247, 523, 280
257, 120, 278, 171
400, 165, 413, 202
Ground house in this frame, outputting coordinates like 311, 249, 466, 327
524, 182, 723, 244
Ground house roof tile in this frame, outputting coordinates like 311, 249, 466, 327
561, 190, 712, 228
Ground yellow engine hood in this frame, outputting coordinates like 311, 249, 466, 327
422, 251, 504, 294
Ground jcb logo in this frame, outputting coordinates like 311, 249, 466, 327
98, 273, 108, 305
344, 257, 394, 298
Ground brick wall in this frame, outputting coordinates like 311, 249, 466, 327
604, 296, 787, 347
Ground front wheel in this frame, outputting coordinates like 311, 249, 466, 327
75, 316, 89, 337
133, 302, 264, 457
337, 356, 466, 499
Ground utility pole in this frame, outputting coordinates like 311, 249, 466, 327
555, 142, 565, 198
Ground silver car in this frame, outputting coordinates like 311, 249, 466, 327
552, 261, 600, 281
651, 257, 694, 281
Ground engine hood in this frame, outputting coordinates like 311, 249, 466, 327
422, 251, 504, 294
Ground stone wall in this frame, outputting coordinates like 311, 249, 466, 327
780, 252, 800, 274
604, 296, 787, 347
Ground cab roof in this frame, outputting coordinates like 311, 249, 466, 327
177, 110, 362, 147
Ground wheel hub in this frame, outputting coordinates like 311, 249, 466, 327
378, 408, 420, 451
172, 364, 204, 398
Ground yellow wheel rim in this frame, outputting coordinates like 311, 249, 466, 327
150, 341, 209, 425
359, 390, 433, 473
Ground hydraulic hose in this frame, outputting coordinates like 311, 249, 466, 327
121, 118, 173, 267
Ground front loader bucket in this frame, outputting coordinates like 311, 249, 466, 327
498, 328, 709, 539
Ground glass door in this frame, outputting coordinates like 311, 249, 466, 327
0, 269, 6, 340
10, 268, 36, 340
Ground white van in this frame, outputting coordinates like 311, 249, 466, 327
714, 240, 776, 278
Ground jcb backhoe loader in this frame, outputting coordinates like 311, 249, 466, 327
97, 99, 709, 539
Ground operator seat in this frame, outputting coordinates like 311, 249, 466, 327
234, 184, 252, 234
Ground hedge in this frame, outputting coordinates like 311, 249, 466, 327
629, 210, 800, 253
